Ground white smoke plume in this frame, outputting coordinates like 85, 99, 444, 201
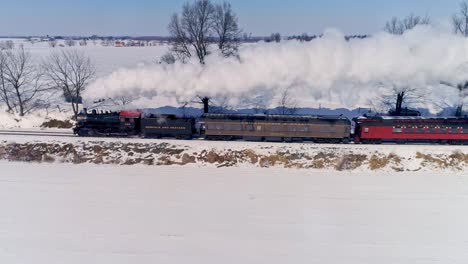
85, 27, 468, 112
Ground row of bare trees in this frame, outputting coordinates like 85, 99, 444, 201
168, 0, 241, 64
384, 14, 430, 35
0, 48, 95, 119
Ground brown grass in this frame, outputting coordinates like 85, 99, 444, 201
40, 119, 74, 129
334, 154, 367, 171
415, 152, 451, 168
259, 154, 289, 168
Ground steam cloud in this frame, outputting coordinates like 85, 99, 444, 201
85, 27, 468, 112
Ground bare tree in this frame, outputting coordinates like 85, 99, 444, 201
385, 17, 403, 35
378, 85, 424, 116
190, 95, 211, 113
168, 14, 193, 62
441, 81, 468, 116
64, 39, 76, 47
159, 52, 176, 64
453, 1, 468, 36
110, 96, 133, 106
270, 33, 282, 43
168, 0, 215, 64
402, 14, 430, 30
277, 87, 298, 115
0, 40, 15, 50
1, 48, 47, 116
43, 49, 96, 119
0, 51, 14, 112
299, 33, 310, 42
213, 2, 241, 57
168, 0, 241, 63
384, 14, 430, 35
48, 40, 57, 48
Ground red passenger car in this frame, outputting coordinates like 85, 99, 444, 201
353, 116, 468, 144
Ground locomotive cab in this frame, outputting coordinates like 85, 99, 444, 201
119, 111, 142, 136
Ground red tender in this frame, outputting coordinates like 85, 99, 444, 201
119, 111, 141, 118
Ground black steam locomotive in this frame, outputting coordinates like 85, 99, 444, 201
74, 109, 196, 139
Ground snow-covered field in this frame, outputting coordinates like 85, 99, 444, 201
6, 38, 168, 76
0, 161, 467, 264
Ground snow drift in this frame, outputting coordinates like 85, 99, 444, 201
1, 162, 467, 264
86, 26, 468, 111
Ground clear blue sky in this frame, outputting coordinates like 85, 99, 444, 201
0, 0, 461, 36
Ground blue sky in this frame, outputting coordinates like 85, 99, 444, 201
0, 0, 462, 36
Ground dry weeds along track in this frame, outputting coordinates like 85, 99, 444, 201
0, 140, 466, 171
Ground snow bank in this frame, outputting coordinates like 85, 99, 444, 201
0, 135, 466, 172
0, 108, 72, 129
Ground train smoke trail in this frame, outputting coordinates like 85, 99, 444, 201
85, 26, 468, 112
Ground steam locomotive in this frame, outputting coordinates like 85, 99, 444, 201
74, 109, 468, 144
74, 109, 195, 139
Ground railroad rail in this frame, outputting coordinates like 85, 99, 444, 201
0, 129, 75, 138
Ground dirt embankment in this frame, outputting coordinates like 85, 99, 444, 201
0, 140, 467, 172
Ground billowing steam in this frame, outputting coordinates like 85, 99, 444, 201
85, 27, 468, 112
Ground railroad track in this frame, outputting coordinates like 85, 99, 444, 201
0, 129, 75, 138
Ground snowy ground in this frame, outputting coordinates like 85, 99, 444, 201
0, 161, 467, 264
7, 38, 168, 76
